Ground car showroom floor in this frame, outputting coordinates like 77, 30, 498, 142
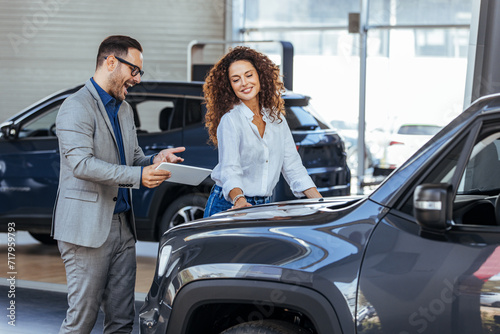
0, 231, 159, 333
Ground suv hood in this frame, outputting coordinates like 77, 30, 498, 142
183, 195, 363, 225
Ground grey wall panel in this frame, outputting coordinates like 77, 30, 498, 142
0, 0, 225, 120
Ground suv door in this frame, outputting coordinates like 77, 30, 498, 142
129, 97, 184, 156
127, 96, 184, 219
358, 119, 500, 333
182, 99, 217, 169
0, 100, 63, 238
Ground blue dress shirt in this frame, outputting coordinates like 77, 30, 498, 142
91, 78, 131, 214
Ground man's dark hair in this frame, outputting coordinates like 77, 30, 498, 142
96, 35, 143, 69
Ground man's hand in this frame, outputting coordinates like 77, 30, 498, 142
142, 162, 172, 188
153, 147, 186, 164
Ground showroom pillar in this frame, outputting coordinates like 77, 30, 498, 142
356, 0, 369, 194
465, 0, 500, 106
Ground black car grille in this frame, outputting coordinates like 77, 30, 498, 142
309, 169, 348, 189
294, 133, 349, 191
297, 134, 346, 169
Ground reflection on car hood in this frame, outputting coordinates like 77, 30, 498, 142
202, 196, 363, 222
291, 128, 340, 135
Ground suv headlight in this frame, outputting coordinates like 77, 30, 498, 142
157, 245, 172, 277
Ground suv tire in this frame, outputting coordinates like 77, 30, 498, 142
220, 320, 306, 334
29, 232, 57, 245
158, 193, 208, 237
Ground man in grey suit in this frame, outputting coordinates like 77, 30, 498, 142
53, 35, 184, 333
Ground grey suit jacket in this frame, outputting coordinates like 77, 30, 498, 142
52, 79, 152, 248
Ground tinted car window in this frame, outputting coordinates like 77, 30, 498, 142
19, 105, 59, 138
458, 136, 500, 194
400, 130, 500, 225
399, 136, 467, 216
185, 99, 204, 127
413, 135, 500, 195
131, 100, 178, 133
136, 100, 174, 133
286, 106, 329, 131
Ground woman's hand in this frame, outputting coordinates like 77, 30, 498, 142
229, 188, 252, 210
304, 187, 323, 199
232, 196, 252, 210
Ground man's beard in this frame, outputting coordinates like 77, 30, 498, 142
108, 71, 126, 102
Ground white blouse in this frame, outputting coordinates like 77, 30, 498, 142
211, 102, 316, 201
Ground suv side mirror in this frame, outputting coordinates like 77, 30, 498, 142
414, 183, 452, 232
0, 121, 14, 140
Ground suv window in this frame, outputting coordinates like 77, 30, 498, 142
133, 100, 176, 133
411, 135, 500, 196
400, 129, 500, 226
19, 105, 60, 138
185, 99, 204, 127
458, 136, 500, 194
286, 105, 329, 131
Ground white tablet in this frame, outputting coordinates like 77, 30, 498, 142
155, 162, 212, 186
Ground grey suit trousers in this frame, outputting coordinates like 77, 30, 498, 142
58, 213, 136, 334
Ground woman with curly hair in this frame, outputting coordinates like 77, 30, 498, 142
203, 46, 322, 217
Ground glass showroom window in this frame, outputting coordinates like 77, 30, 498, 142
240, 0, 472, 177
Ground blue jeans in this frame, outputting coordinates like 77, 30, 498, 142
203, 185, 271, 217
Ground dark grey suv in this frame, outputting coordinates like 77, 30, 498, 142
139, 93, 500, 333
0, 81, 350, 243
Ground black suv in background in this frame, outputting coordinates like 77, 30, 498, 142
0, 81, 350, 243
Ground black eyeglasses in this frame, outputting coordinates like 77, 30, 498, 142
105, 55, 144, 77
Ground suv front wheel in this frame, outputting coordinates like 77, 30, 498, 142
158, 193, 208, 238
29, 232, 57, 245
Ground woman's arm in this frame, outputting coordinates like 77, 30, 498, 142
216, 114, 247, 202
229, 188, 252, 209
303, 187, 323, 199
280, 119, 319, 197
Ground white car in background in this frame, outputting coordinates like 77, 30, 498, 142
330, 120, 389, 178
480, 292, 500, 307
375, 123, 443, 175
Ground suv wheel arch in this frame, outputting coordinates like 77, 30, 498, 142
165, 279, 345, 334
220, 320, 306, 333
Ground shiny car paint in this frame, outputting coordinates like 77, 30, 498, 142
139, 94, 500, 333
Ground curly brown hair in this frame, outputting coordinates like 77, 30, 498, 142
204, 46, 286, 146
